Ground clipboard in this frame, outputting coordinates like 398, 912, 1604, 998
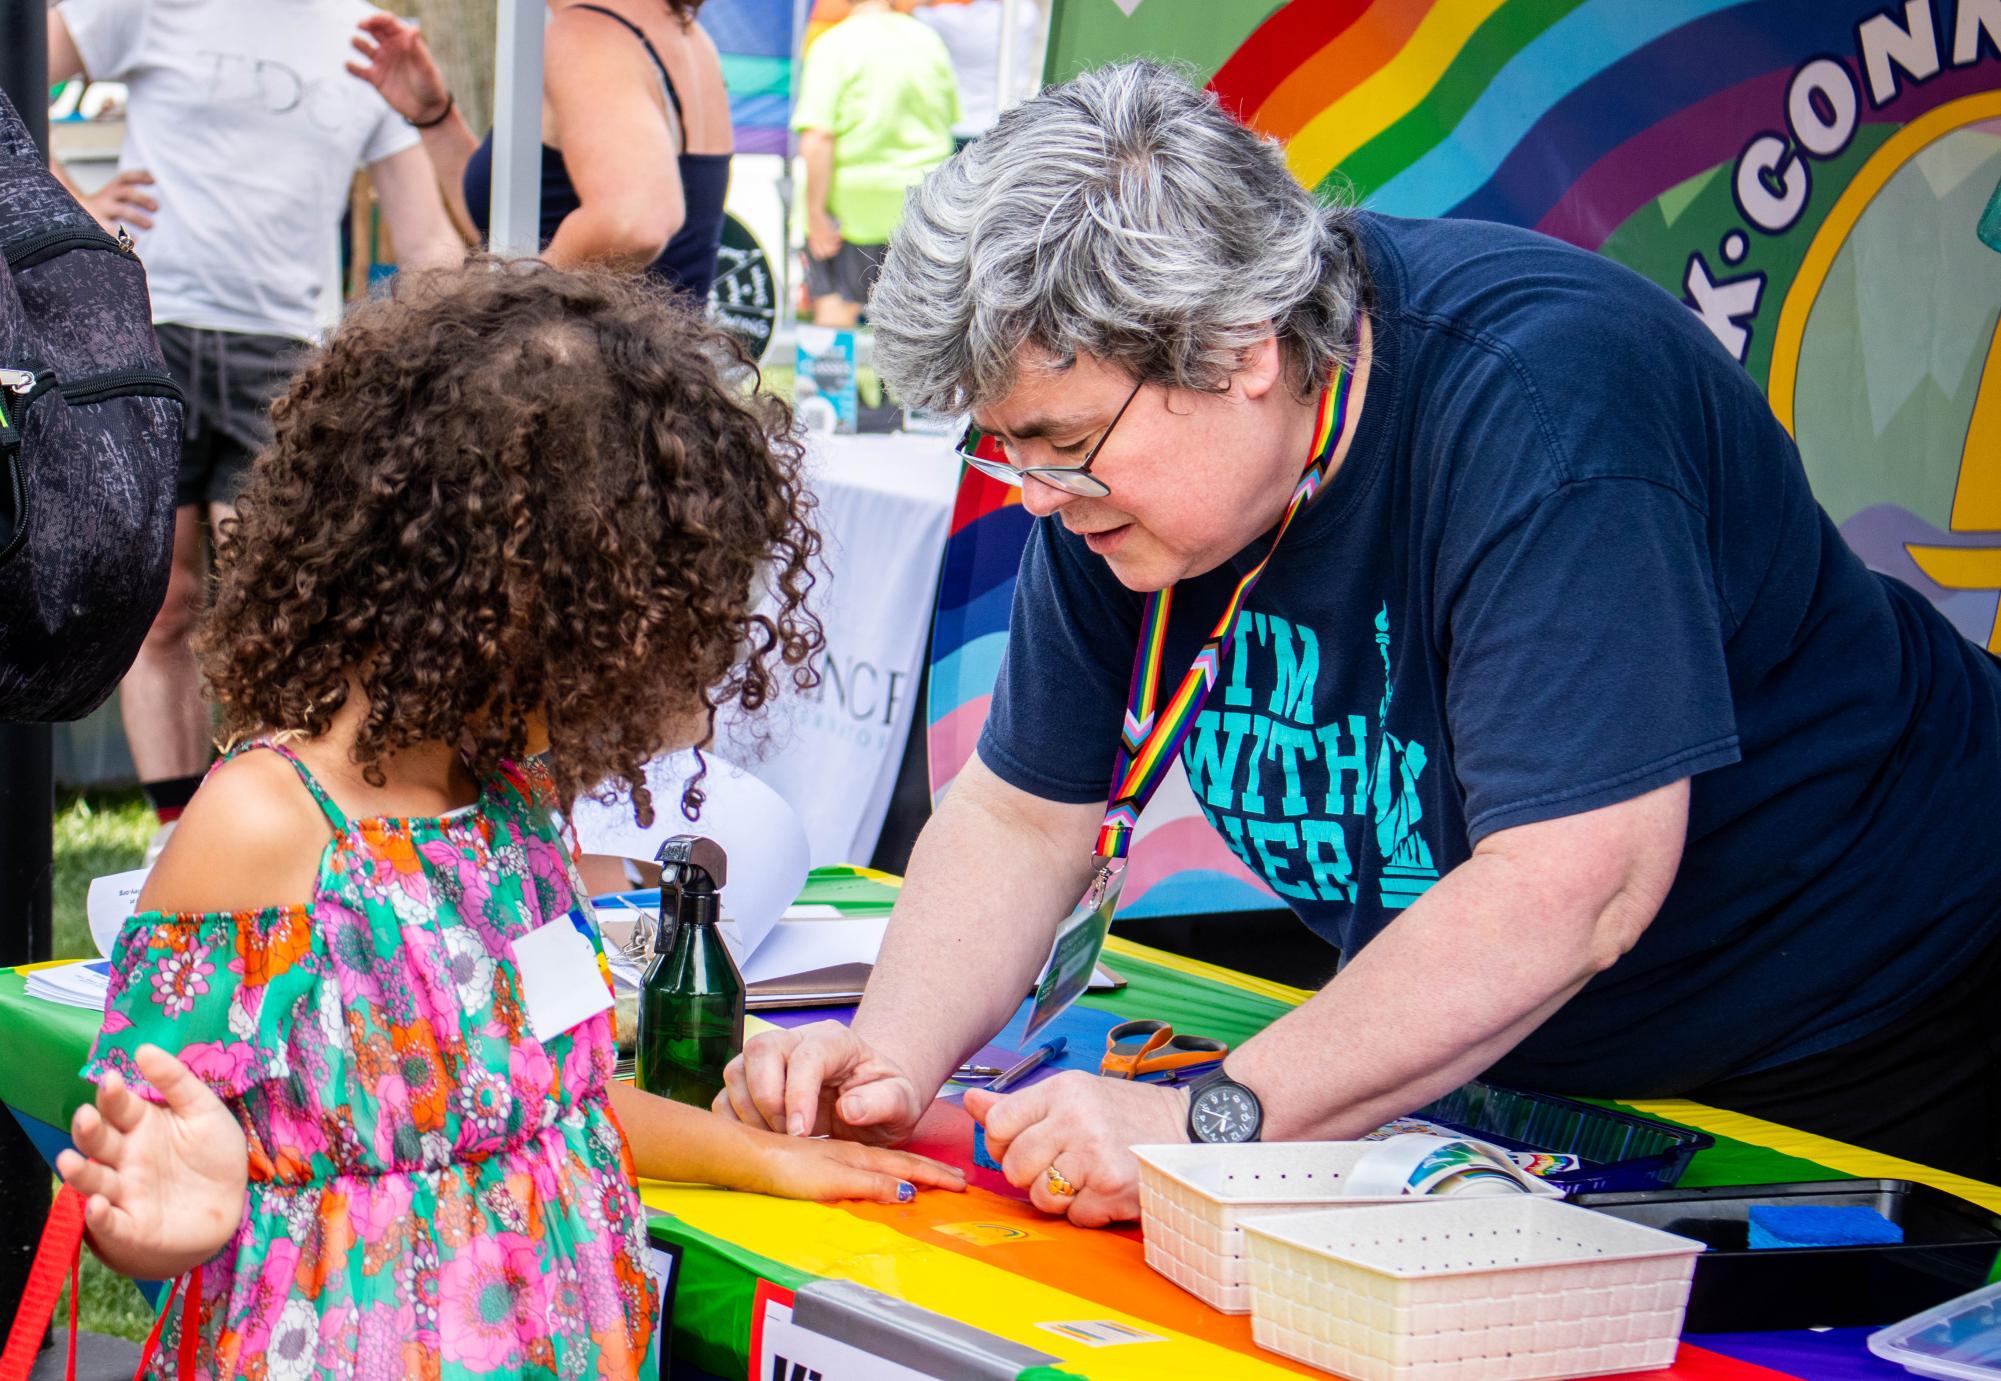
746, 961, 874, 1010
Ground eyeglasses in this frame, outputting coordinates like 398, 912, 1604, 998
955, 379, 1143, 499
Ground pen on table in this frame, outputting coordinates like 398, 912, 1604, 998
986, 1036, 1067, 1093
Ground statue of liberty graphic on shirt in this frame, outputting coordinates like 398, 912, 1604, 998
1370, 604, 1440, 909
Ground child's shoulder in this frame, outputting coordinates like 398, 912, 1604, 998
136, 749, 334, 916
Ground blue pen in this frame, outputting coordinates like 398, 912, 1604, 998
987, 1036, 1067, 1093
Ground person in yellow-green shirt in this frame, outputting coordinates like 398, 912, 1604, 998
793, 0, 959, 326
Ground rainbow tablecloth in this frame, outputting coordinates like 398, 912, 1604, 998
635, 873, 1996, 1380
6, 868, 1993, 1379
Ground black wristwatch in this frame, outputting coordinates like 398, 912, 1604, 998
1185, 1069, 1264, 1144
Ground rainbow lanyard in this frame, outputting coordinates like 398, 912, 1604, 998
1093, 364, 1353, 861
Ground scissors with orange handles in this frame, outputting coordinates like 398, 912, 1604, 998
1099, 1019, 1229, 1080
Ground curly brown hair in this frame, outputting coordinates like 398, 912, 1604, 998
196, 260, 821, 826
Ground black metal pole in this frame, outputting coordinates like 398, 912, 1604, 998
1, 3, 50, 156
0, 726, 54, 965
0, 0, 59, 1323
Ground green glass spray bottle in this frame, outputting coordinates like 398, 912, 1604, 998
636, 835, 745, 1107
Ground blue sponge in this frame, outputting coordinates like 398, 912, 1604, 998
971, 1124, 1002, 1173
1747, 1204, 1903, 1249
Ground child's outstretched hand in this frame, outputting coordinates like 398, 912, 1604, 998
55, 1044, 248, 1280
754, 1134, 967, 1206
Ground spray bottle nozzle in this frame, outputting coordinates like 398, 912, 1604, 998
655, 835, 727, 894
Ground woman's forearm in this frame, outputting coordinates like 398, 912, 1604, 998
850, 758, 1102, 1099
1231, 879, 1596, 1142
1229, 784, 1684, 1140
418, 111, 481, 244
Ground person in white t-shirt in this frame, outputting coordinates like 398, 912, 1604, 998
47, 0, 463, 850
913, 0, 1042, 144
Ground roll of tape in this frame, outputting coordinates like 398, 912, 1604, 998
1343, 1134, 1550, 1199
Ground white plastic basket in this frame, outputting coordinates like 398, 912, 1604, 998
1133, 1141, 1560, 1314
1242, 1197, 1703, 1381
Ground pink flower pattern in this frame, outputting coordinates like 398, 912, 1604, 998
150, 940, 214, 1018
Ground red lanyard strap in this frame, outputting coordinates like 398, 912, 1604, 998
1095, 364, 1354, 860
0, 1185, 83, 1381
0, 1184, 202, 1381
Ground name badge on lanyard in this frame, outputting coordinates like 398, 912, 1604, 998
512, 905, 616, 1043
1020, 364, 1354, 1043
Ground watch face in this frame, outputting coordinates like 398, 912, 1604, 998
1191, 1083, 1260, 1143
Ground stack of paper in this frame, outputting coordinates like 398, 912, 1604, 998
591, 893, 1129, 1009
24, 959, 111, 1011
23, 867, 139, 1011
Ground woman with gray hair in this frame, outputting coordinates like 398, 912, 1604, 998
720, 61, 2001, 1225
873, 59, 1360, 423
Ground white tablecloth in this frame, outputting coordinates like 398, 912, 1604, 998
717, 430, 961, 867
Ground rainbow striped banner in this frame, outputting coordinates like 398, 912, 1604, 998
703, 0, 802, 156
929, 0, 2001, 919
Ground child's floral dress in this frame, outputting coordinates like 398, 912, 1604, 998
84, 741, 655, 1379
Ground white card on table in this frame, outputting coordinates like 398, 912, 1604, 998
511, 908, 615, 1043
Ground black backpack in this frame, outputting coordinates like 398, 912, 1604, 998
0, 88, 182, 722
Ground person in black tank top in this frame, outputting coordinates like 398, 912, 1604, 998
348, 1, 732, 301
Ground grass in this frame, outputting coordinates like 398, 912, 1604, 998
56, 1244, 159, 1347
45, 789, 159, 1343
52, 789, 152, 961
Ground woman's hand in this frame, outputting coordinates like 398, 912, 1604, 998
746, 1131, 967, 1205
806, 210, 844, 264
55, 1044, 248, 1281
346, 13, 452, 126
964, 1071, 1190, 1228
715, 1020, 929, 1146
80, 169, 157, 233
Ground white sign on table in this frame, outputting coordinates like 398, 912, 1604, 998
756, 1297, 938, 1381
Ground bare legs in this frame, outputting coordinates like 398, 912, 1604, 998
118, 503, 222, 785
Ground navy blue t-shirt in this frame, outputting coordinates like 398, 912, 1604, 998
979, 213, 2001, 1097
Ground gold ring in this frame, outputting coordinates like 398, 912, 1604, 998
1044, 1162, 1078, 1197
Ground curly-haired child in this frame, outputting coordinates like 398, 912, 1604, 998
55, 262, 963, 1379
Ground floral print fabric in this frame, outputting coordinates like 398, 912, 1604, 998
84, 743, 654, 1379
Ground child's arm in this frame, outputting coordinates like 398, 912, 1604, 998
56, 1045, 249, 1280
73, 751, 325, 1278
607, 1081, 966, 1204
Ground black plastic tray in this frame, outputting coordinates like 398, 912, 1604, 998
1573, 1179, 2001, 1331
1415, 1081, 1714, 1193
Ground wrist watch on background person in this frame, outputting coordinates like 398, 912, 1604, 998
1184, 1068, 1263, 1144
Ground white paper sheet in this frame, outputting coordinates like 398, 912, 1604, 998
570, 751, 809, 967
87, 867, 151, 957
